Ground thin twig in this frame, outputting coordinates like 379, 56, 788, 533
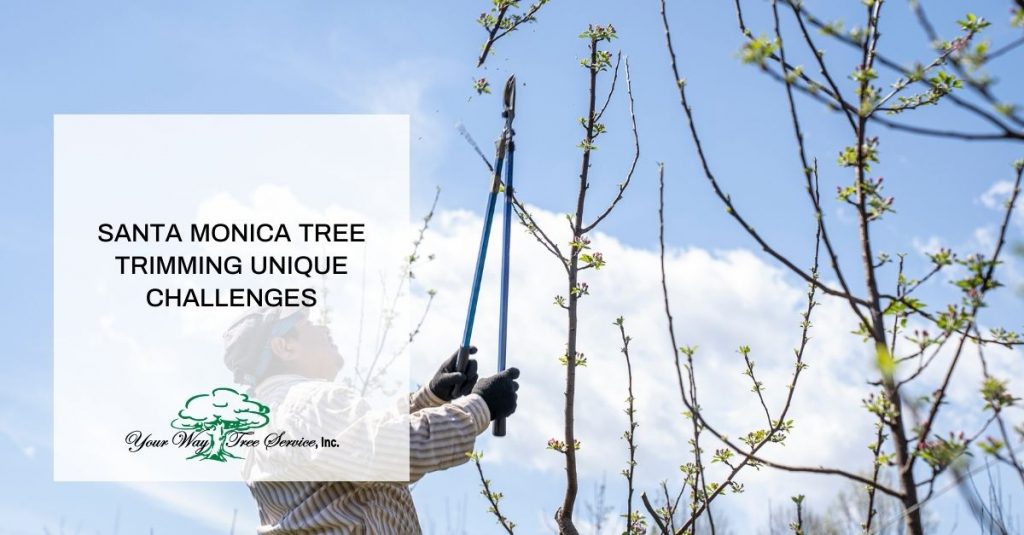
641, 492, 670, 535
909, 1, 1024, 129
582, 57, 640, 234
732, 0, 855, 124
477, 0, 551, 68
363, 291, 436, 391
451, 126, 567, 267
773, 0, 870, 329
660, 482, 677, 534
511, 195, 569, 270
657, 4, 886, 531
477, 4, 511, 68
358, 187, 441, 396
470, 453, 516, 534
785, 0, 1023, 140
988, 34, 1024, 62
863, 417, 887, 532
660, 0, 871, 309
594, 52, 622, 124
618, 317, 640, 534
912, 163, 1024, 463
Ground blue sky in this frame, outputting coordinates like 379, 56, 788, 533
2, 1, 1023, 534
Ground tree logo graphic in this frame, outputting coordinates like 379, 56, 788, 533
170, 387, 270, 462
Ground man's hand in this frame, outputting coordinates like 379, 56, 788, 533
472, 367, 519, 421
428, 346, 480, 401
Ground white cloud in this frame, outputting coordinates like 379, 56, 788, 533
973, 226, 997, 251
976, 180, 1024, 292
916, 177, 1021, 270
979, 179, 1024, 231
912, 235, 944, 257
979, 180, 1016, 210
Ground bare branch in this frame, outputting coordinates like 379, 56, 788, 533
977, 322, 1024, 487
988, 34, 1024, 62
909, 1, 1024, 128
863, 417, 888, 532
786, 0, 1024, 140
556, 26, 625, 533
880, 295, 1024, 348
617, 317, 640, 535
358, 187, 441, 396
659, 0, 871, 309
871, 115, 1020, 141
510, 194, 569, 270
641, 492, 671, 535
594, 52, 621, 124
912, 162, 1024, 464
477, 0, 551, 68
477, 4, 511, 68
582, 58, 640, 235
773, 1, 871, 328
363, 290, 435, 391
733, 0, 856, 125
739, 346, 772, 427
470, 453, 516, 534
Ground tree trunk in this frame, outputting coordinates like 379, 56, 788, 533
205, 427, 228, 461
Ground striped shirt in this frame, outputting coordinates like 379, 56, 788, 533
244, 375, 491, 534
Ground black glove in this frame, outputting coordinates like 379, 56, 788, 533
428, 346, 479, 401
472, 367, 520, 421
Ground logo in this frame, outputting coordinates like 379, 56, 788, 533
169, 387, 270, 462
125, 386, 329, 464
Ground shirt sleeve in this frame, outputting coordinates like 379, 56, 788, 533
247, 380, 490, 483
408, 393, 491, 483
408, 384, 446, 412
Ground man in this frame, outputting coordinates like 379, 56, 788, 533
222, 306, 520, 534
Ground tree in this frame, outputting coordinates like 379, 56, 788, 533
654, 1, 1023, 533
464, 1, 1024, 534
472, 12, 640, 534
170, 387, 270, 462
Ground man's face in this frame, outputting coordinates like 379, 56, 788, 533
278, 316, 344, 380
